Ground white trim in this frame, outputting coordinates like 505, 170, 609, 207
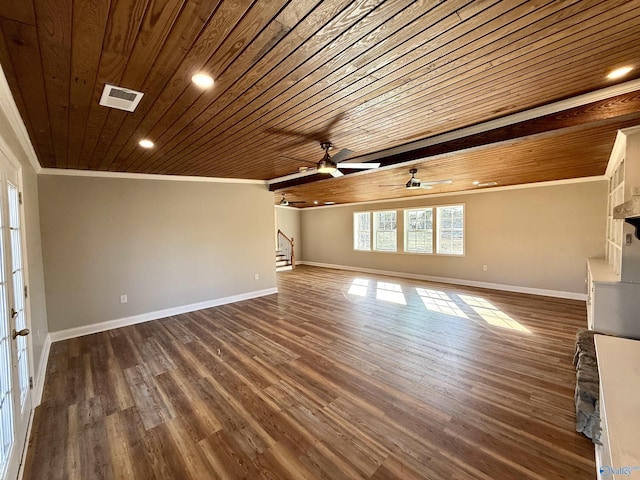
38, 168, 267, 185
298, 261, 587, 301
16, 409, 34, 480
303, 175, 607, 210
49, 287, 278, 342
606, 125, 640, 177
353, 79, 640, 164
32, 335, 51, 407
0, 65, 41, 174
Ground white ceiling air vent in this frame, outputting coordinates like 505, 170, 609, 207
99, 84, 144, 112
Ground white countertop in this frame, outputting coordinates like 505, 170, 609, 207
588, 258, 621, 283
595, 334, 640, 476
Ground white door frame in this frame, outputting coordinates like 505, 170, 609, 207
0, 144, 34, 480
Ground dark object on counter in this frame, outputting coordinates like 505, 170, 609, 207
573, 330, 601, 444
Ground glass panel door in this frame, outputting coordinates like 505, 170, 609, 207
0, 151, 31, 480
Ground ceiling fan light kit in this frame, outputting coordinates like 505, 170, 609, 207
317, 158, 337, 173
317, 142, 338, 173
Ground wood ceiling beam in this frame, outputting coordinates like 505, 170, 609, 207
268, 89, 640, 191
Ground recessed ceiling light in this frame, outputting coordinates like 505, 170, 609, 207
313, 201, 319, 205
191, 73, 214, 89
607, 66, 633, 80
324, 201, 336, 205
139, 139, 154, 148
472, 181, 480, 185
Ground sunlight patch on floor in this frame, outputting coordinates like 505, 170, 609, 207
376, 282, 406, 305
458, 294, 531, 333
415, 288, 468, 318
348, 278, 370, 297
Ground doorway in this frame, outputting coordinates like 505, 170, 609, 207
0, 149, 31, 480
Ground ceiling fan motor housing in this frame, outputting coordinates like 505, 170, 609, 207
406, 168, 421, 189
406, 178, 422, 189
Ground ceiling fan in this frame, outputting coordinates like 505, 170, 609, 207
381, 168, 453, 190
278, 193, 306, 206
300, 142, 380, 178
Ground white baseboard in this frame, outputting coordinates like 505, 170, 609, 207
17, 409, 34, 480
49, 287, 278, 343
33, 334, 51, 407
19, 333, 50, 479
298, 261, 587, 301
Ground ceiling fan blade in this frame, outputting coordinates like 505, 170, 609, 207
421, 179, 453, 186
330, 169, 344, 178
282, 155, 316, 166
336, 162, 380, 169
331, 148, 354, 163
419, 185, 434, 190
267, 127, 321, 142
318, 112, 347, 138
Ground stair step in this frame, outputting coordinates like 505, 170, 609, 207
276, 260, 289, 267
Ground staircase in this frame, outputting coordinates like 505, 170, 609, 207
276, 229, 295, 272
276, 250, 292, 272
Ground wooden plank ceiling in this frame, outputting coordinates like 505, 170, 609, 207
1, 0, 640, 207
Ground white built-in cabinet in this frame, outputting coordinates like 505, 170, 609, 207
588, 125, 640, 480
587, 125, 640, 338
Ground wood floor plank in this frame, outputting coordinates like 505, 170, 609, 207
23, 266, 595, 479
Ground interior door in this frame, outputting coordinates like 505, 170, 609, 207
0, 150, 31, 480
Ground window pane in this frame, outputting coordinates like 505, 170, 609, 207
374, 211, 397, 252
436, 205, 464, 255
354, 212, 371, 250
404, 208, 433, 253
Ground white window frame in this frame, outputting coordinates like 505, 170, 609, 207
404, 207, 434, 254
353, 211, 371, 251
435, 204, 465, 256
402, 204, 465, 256
373, 210, 397, 252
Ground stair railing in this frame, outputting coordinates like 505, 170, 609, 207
277, 229, 295, 269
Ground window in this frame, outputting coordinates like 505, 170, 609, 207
354, 205, 463, 255
436, 205, 464, 255
405, 208, 433, 253
353, 212, 371, 251
373, 211, 397, 252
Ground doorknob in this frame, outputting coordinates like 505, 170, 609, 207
12, 328, 30, 339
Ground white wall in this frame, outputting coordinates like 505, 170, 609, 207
300, 180, 607, 297
38, 175, 276, 332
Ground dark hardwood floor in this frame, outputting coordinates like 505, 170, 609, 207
24, 266, 595, 479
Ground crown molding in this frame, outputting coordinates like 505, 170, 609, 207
301, 175, 607, 210
0, 65, 42, 174
38, 168, 267, 185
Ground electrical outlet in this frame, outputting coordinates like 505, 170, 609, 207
633, 185, 640, 196
254, 273, 259, 280
120, 294, 128, 304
